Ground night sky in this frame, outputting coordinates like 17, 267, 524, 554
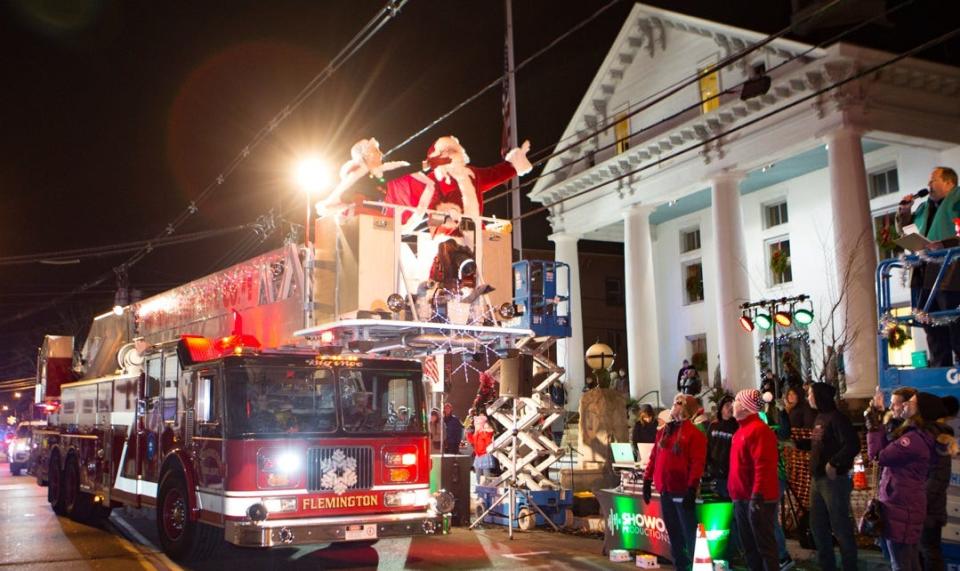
1, 0, 957, 381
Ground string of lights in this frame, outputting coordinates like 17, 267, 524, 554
511, 25, 960, 224
482, 0, 919, 205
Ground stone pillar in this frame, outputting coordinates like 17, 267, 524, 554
710, 172, 756, 392
551, 232, 586, 411
826, 126, 878, 397
622, 205, 662, 401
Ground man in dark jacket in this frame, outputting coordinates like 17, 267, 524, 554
922, 396, 955, 571
442, 403, 463, 455
808, 383, 860, 571
706, 394, 738, 496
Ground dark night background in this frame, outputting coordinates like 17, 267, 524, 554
1, 0, 957, 381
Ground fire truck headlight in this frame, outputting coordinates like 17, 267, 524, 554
384, 488, 431, 508
247, 503, 268, 522
263, 497, 298, 513
276, 452, 301, 474
431, 491, 455, 515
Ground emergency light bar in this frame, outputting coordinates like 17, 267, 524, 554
177, 333, 263, 366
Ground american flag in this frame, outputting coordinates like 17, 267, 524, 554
423, 354, 444, 389
499, 29, 511, 160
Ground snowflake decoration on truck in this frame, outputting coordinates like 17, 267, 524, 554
320, 449, 358, 495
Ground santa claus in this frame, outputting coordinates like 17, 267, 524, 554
384, 135, 532, 233
316, 137, 412, 215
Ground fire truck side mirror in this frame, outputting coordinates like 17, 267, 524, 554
137, 399, 146, 416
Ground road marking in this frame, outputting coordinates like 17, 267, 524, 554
109, 512, 182, 571
0, 483, 36, 490
503, 550, 550, 560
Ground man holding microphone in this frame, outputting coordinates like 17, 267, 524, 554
897, 167, 960, 366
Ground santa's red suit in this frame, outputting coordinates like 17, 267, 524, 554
384, 136, 532, 230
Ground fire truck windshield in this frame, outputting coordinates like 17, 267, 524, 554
338, 368, 425, 434
224, 365, 425, 437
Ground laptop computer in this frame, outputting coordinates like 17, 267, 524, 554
611, 442, 636, 470
635, 443, 654, 471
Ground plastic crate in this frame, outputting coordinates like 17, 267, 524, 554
474, 485, 571, 528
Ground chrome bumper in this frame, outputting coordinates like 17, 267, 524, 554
224, 510, 449, 547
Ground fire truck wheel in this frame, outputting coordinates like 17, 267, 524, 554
47, 453, 66, 515
63, 456, 95, 522
157, 471, 220, 561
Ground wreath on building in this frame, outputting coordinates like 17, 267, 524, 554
770, 249, 790, 276
685, 274, 704, 301
876, 224, 900, 256
691, 351, 708, 372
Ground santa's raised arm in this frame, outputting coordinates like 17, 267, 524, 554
385, 135, 533, 233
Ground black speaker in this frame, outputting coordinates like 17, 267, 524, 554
433, 454, 472, 526
499, 357, 520, 397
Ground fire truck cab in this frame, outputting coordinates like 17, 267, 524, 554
35, 333, 450, 560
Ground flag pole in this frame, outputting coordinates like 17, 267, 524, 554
504, 0, 522, 260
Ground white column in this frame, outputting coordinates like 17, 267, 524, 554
827, 126, 878, 398
551, 232, 586, 411
711, 172, 756, 393
622, 205, 662, 402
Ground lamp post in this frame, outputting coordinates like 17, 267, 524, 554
294, 157, 331, 330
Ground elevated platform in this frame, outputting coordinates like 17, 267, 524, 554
295, 318, 535, 358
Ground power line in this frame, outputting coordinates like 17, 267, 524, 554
0, 225, 251, 267
514, 25, 960, 224
483, 0, 919, 206
0, 2, 410, 328
382, 0, 625, 158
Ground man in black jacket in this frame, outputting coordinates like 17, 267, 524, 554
808, 383, 860, 571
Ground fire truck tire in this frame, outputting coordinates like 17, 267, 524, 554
10, 463, 21, 476
47, 453, 66, 515
157, 471, 221, 561
63, 456, 95, 522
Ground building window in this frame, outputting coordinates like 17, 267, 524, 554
869, 166, 900, 199
680, 227, 702, 253
683, 261, 704, 304
768, 238, 792, 285
699, 66, 720, 115
764, 201, 789, 229
605, 277, 624, 306
615, 112, 630, 155
874, 211, 903, 260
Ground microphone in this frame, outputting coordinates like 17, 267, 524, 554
899, 188, 929, 206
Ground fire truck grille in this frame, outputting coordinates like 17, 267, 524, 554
306, 446, 374, 492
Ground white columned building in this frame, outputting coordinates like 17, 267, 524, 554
623, 204, 661, 399
551, 232, 586, 411
710, 171, 755, 393
529, 3, 960, 406
826, 125, 880, 397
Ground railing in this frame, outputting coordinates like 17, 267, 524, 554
876, 246, 960, 371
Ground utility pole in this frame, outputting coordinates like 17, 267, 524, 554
504, 0, 522, 260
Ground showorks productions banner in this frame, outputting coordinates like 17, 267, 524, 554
597, 489, 733, 561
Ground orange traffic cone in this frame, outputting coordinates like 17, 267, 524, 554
692, 523, 713, 571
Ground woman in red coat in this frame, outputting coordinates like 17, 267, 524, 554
643, 394, 706, 571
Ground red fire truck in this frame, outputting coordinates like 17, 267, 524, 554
30, 208, 529, 559
34, 330, 452, 560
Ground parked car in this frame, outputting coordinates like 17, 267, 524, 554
8, 421, 45, 476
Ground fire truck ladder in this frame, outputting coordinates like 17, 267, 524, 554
470, 335, 566, 537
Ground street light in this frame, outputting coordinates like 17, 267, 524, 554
13, 392, 21, 399
293, 156, 332, 330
